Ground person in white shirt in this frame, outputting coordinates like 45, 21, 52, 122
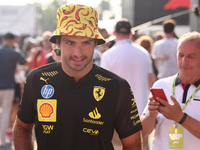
152, 19, 178, 79
101, 18, 152, 150
141, 31, 200, 150
101, 18, 153, 117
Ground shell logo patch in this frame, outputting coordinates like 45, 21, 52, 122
93, 86, 105, 101
39, 103, 54, 118
37, 99, 57, 122
41, 85, 54, 99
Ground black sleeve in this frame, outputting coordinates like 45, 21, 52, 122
16, 52, 27, 65
17, 71, 36, 124
114, 79, 142, 139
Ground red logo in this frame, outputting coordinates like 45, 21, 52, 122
163, 0, 190, 10
39, 103, 54, 118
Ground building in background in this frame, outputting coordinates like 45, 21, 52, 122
0, 5, 36, 36
121, 0, 200, 36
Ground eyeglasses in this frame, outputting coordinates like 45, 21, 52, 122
53, 49, 61, 56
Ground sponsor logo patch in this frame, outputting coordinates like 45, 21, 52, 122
93, 86, 105, 101
37, 99, 57, 122
41, 85, 54, 98
42, 124, 54, 134
89, 107, 101, 119
42, 71, 58, 77
95, 74, 111, 81
83, 128, 99, 136
40, 77, 49, 84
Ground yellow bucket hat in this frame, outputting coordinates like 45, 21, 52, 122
49, 4, 106, 45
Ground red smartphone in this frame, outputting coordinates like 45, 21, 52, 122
150, 88, 168, 106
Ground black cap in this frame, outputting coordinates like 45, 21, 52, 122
3, 32, 15, 40
115, 18, 131, 34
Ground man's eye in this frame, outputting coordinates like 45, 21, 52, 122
83, 42, 90, 45
178, 54, 183, 58
189, 55, 196, 58
66, 41, 73, 45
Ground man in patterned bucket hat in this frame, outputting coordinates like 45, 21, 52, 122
49, 4, 105, 45
14, 4, 142, 150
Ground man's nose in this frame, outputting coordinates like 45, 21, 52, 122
73, 45, 83, 57
182, 56, 188, 63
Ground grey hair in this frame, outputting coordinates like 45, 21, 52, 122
178, 31, 200, 48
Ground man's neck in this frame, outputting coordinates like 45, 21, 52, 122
179, 74, 200, 85
61, 62, 93, 83
115, 37, 130, 42
165, 32, 174, 38
3, 42, 13, 48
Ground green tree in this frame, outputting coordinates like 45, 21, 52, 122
34, 0, 67, 34
96, 0, 111, 20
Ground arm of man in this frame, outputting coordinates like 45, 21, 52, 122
157, 95, 200, 139
120, 131, 142, 150
141, 97, 159, 137
13, 116, 35, 150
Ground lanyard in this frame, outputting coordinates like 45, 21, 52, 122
173, 73, 200, 126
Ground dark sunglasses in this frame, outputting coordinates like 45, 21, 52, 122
53, 49, 61, 56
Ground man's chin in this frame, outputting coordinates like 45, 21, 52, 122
70, 65, 86, 72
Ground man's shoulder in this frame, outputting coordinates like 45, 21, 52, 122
154, 75, 175, 87
0, 45, 14, 51
96, 65, 128, 83
28, 62, 59, 78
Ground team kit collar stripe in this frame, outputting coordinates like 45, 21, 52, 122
174, 73, 200, 88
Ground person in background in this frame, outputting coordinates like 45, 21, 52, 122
153, 31, 164, 42
101, 18, 153, 117
0, 32, 26, 147
141, 31, 200, 150
152, 19, 178, 79
101, 18, 152, 150
28, 31, 53, 69
95, 28, 109, 53
139, 35, 158, 84
13, 4, 142, 150
51, 43, 61, 62
6, 33, 28, 141
138, 35, 158, 150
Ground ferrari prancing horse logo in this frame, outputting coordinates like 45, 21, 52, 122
93, 86, 105, 101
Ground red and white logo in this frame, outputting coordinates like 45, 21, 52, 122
39, 103, 54, 118
163, 0, 190, 10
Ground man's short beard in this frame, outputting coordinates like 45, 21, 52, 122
63, 55, 92, 71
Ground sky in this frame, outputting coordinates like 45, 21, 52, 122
0, 0, 121, 34
0, 0, 103, 7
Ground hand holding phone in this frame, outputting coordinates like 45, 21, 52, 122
150, 88, 168, 106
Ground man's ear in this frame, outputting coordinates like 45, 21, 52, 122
129, 32, 133, 39
56, 39, 60, 49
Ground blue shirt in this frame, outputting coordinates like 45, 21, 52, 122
0, 45, 26, 89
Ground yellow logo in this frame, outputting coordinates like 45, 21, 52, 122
40, 77, 49, 84
95, 74, 111, 81
37, 99, 57, 122
83, 128, 99, 136
89, 107, 101, 119
42, 124, 54, 134
93, 86, 105, 101
42, 71, 58, 77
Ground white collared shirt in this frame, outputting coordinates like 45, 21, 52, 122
101, 38, 152, 116
143, 75, 200, 150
